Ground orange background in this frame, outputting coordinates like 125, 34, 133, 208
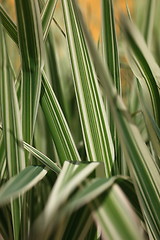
1, 0, 134, 41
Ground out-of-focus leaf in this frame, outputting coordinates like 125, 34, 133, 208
30, 161, 100, 240
0, 166, 47, 205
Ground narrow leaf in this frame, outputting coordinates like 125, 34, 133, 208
0, 166, 47, 205
122, 18, 160, 128
62, 0, 114, 176
0, 4, 18, 44
23, 141, 61, 174
40, 71, 81, 165
0, 23, 25, 240
30, 161, 100, 240
15, 0, 44, 154
92, 184, 144, 240
101, 0, 122, 174
72, 3, 160, 238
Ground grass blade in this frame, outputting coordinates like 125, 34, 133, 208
62, 0, 114, 176
23, 141, 61, 174
101, 0, 122, 174
0, 23, 25, 240
71, 3, 160, 238
0, 4, 18, 44
30, 161, 100, 240
102, 0, 121, 94
143, 0, 156, 47
0, 166, 47, 205
41, 71, 81, 165
41, 0, 58, 40
92, 184, 144, 240
15, 0, 44, 154
122, 18, 160, 128
0, 4, 80, 166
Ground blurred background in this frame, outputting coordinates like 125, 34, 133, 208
0, 0, 135, 41
0, 0, 160, 107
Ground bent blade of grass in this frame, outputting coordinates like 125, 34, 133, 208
60, 175, 142, 223
41, 71, 81, 165
14, 0, 44, 156
62, 0, 114, 177
23, 141, 61, 174
0, 23, 25, 240
65, 177, 130, 211
30, 161, 100, 240
71, 3, 160, 238
0, 166, 47, 205
101, 0, 122, 174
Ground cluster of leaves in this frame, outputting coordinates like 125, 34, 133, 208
0, 0, 159, 239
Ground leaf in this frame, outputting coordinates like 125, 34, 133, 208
92, 184, 144, 240
102, 0, 121, 94
30, 161, 100, 240
0, 4, 18, 44
41, 71, 81, 165
23, 141, 61, 174
143, 0, 156, 47
0, 22, 25, 240
122, 17, 160, 128
101, 0, 122, 174
0, 5, 81, 166
15, 0, 44, 154
71, 3, 160, 238
62, 0, 114, 177
0, 166, 47, 205
41, 0, 58, 40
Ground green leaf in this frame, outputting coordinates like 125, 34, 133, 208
0, 166, 47, 205
23, 141, 61, 174
92, 184, 144, 240
101, 0, 122, 174
71, 3, 160, 238
30, 161, 100, 240
40, 71, 81, 165
0, 23, 25, 240
138, 84, 160, 164
41, 0, 58, 40
15, 0, 44, 153
62, 0, 114, 177
0, 4, 18, 44
0, 134, 5, 180
143, 0, 156, 47
122, 18, 160, 128
102, 0, 121, 94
